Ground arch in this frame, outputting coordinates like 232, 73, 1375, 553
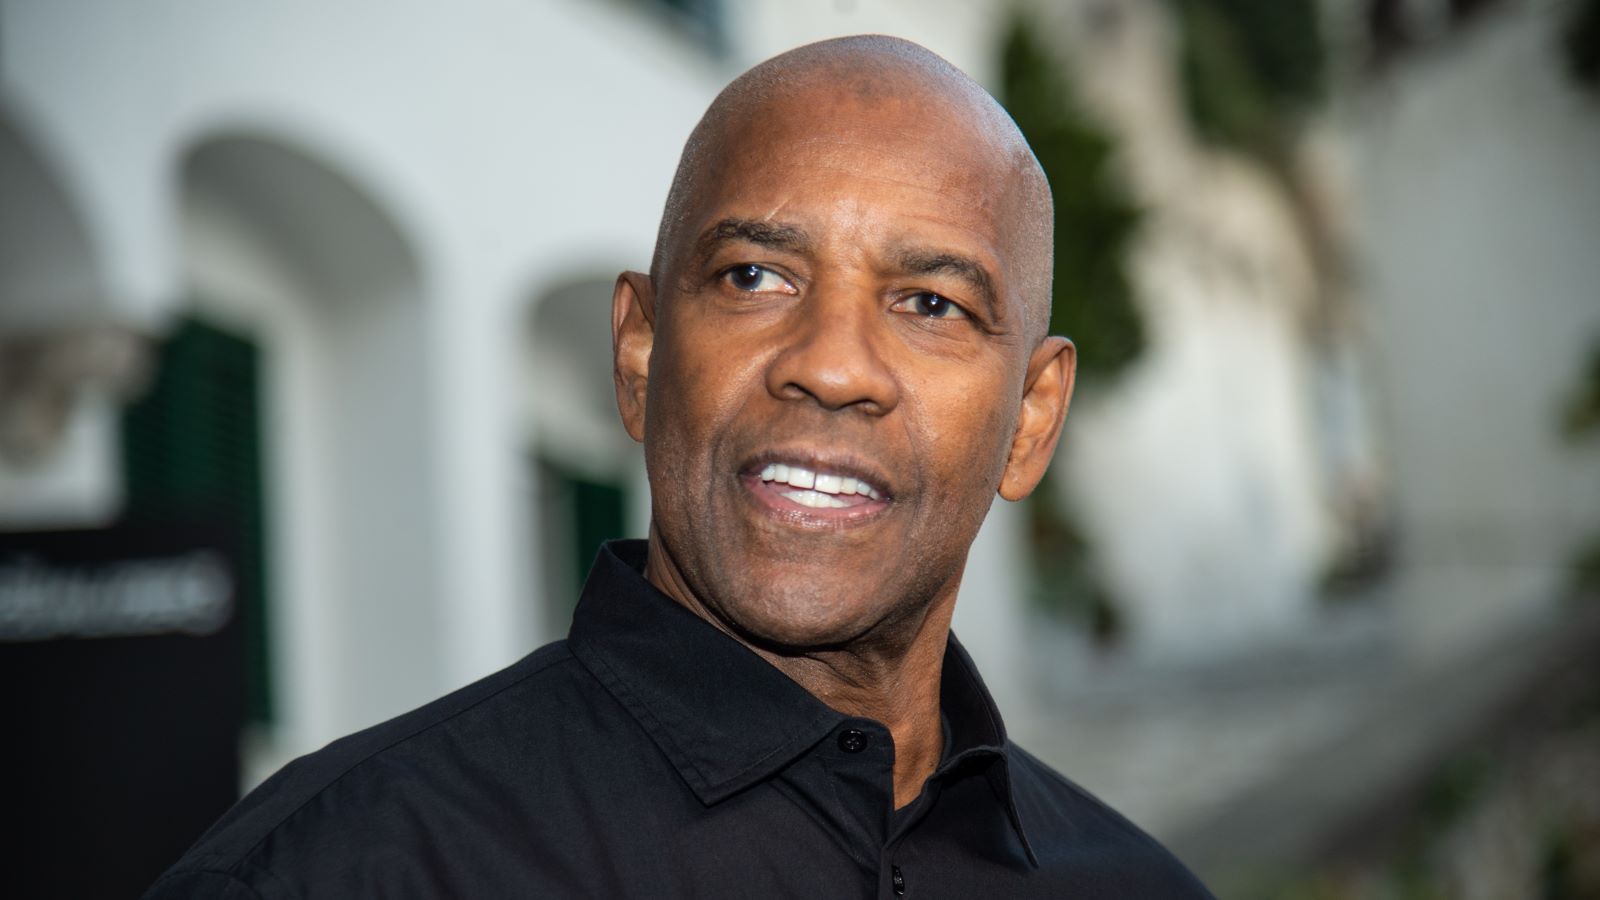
524, 274, 633, 477
177, 133, 440, 757
183, 135, 419, 303
0, 105, 134, 527
0, 106, 108, 331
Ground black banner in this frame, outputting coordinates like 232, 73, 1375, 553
0, 520, 245, 899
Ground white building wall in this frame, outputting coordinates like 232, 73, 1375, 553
181, 180, 350, 756
1036, 0, 1336, 657
1350, 3, 1600, 659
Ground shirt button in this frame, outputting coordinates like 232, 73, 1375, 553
837, 728, 868, 753
891, 864, 906, 895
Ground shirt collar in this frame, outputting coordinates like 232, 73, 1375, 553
938, 632, 1040, 866
567, 540, 1037, 862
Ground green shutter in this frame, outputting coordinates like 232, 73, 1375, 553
121, 315, 273, 723
536, 456, 627, 631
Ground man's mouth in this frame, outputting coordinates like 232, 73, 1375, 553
756, 462, 884, 508
739, 457, 893, 524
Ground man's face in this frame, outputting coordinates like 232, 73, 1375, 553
626, 85, 1052, 650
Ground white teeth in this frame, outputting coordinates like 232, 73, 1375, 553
782, 490, 849, 509
758, 463, 882, 501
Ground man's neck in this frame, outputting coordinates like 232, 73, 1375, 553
751, 604, 952, 809
643, 533, 954, 810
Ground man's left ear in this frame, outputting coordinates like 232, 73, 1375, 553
999, 336, 1076, 501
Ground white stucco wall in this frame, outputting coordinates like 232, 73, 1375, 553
1351, 3, 1600, 658
1037, 0, 1336, 657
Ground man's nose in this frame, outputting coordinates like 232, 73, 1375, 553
764, 283, 899, 416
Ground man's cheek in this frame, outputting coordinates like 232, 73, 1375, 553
925, 376, 1015, 486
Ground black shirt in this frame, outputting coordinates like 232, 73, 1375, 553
148, 541, 1213, 898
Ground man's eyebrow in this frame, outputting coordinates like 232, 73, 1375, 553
891, 248, 1002, 319
693, 218, 812, 264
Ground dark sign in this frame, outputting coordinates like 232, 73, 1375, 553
0, 520, 245, 899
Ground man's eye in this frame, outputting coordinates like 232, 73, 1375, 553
894, 292, 968, 320
722, 264, 792, 293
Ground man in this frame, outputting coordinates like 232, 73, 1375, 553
149, 36, 1213, 898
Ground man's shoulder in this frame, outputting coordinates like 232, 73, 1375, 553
147, 641, 592, 896
1005, 741, 1216, 897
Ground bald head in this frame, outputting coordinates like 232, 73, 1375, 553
651, 35, 1056, 343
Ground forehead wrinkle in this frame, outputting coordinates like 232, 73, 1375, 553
713, 139, 1008, 239
724, 127, 1001, 189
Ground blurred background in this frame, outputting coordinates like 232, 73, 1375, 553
1, 0, 1597, 896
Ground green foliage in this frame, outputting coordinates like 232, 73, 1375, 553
998, 13, 1144, 386
1166, 0, 1326, 160
1571, 537, 1600, 597
998, 12, 1142, 631
1025, 493, 1123, 642
1567, 0, 1600, 92
1561, 339, 1600, 597
1561, 338, 1600, 442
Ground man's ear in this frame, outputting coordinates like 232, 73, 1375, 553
612, 271, 656, 443
999, 336, 1076, 502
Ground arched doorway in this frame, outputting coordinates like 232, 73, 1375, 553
178, 134, 440, 761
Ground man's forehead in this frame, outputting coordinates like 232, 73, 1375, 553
688, 87, 1021, 235
708, 136, 1013, 212
706, 75, 1014, 169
